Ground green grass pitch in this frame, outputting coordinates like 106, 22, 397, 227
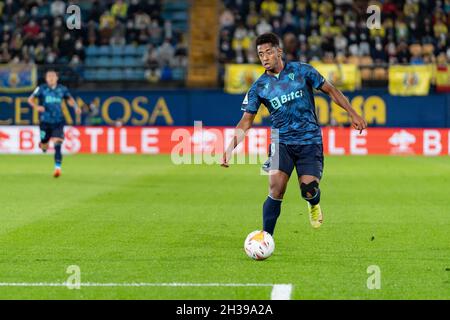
0, 154, 449, 299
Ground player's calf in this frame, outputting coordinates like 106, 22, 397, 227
263, 172, 288, 235
263, 195, 282, 236
53, 139, 63, 177
39, 142, 49, 153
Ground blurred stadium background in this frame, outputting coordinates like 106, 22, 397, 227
0, 0, 449, 300
0, 0, 448, 154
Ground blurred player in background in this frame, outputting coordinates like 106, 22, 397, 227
222, 33, 367, 234
27, 70, 81, 178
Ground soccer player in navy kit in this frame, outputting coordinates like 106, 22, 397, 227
222, 33, 367, 234
28, 70, 81, 178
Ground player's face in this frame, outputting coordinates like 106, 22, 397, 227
257, 43, 281, 71
45, 72, 58, 87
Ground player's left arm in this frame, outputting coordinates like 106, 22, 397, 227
320, 81, 367, 133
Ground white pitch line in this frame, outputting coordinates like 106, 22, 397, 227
0, 282, 279, 287
0, 282, 294, 300
270, 284, 293, 300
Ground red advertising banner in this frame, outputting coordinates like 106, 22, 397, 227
0, 126, 449, 156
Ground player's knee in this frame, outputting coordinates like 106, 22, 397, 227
301, 181, 319, 200
54, 139, 63, 146
269, 187, 285, 200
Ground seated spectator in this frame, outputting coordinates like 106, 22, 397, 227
256, 18, 273, 35
219, 0, 450, 69
50, 0, 65, 17
157, 39, 175, 67
111, 0, 128, 22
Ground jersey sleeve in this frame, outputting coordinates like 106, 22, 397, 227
240, 83, 261, 114
29, 85, 42, 98
62, 86, 73, 99
303, 63, 325, 90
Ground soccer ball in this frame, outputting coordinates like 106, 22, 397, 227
244, 230, 275, 260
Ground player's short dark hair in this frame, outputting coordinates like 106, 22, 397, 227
255, 33, 281, 50
45, 69, 58, 75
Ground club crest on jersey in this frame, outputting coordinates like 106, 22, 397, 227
269, 90, 303, 109
288, 73, 295, 81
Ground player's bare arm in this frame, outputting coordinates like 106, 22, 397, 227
221, 112, 256, 167
67, 96, 81, 115
320, 81, 367, 133
27, 96, 45, 113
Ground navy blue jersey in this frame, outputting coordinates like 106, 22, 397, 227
241, 62, 325, 145
30, 84, 72, 124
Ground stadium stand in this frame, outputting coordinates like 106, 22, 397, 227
219, 0, 450, 84
0, 0, 448, 88
0, 0, 188, 84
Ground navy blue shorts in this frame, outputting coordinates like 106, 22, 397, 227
39, 122, 64, 143
263, 143, 324, 179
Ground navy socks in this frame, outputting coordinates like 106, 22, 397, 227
263, 196, 282, 235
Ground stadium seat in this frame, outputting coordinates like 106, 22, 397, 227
124, 68, 136, 80
135, 69, 146, 80
374, 67, 388, 80
161, 12, 174, 20
124, 56, 140, 67
136, 45, 147, 56
361, 68, 373, 81
85, 57, 97, 66
347, 56, 361, 65
124, 45, 138, 56
109, 68, 124, 80
111, 56, 124, 67
99, 45, 110, 56
96, 68, 110, 80
84, 70, 96, 80
172, 67, 185, 81
111, 46, 124, 56
164, 1, 189, 11
172, 21, 188, 32
172, 12, 188, 21
86, 45, 99, 56
97, 57, 112, 67
360, 56, 374, 66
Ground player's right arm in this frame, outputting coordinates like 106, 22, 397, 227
221, 84, 261, 167
221, 112, 256, 167
27, 86, 45, 112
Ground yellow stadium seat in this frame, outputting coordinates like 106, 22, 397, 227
360, 56, 373, 66
374, 67, 388, 80
347, 56, 360, 65
361, 68, 373, 80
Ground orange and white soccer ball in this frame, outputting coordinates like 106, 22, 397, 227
244, 230, 275, 260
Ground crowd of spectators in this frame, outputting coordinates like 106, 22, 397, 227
1, 0, 449, 84
0, 0, 188, 81
219, 0, 450, 66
